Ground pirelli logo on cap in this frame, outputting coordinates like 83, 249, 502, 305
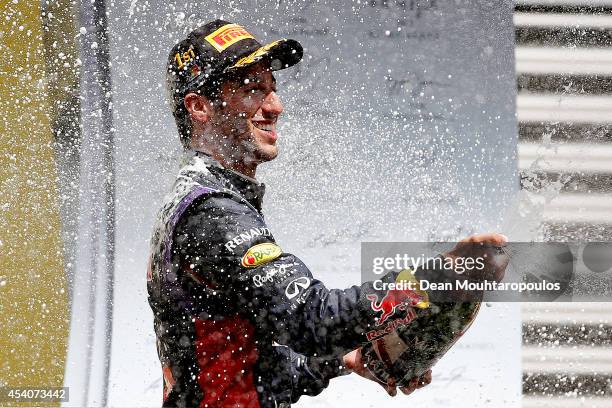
205, 23, 254, 52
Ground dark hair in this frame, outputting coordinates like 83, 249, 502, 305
171, 80, 219, 149
171, 72, 244, 149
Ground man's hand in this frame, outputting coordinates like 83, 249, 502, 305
443, 233, 510, 282
342, 348, 432, 397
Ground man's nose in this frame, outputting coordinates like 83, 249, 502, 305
262, 91, 283, 117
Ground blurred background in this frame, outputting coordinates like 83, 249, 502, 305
0, 0, 610, 407
513, 1, 612, 407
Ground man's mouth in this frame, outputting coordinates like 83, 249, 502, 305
251, 120, 277, 142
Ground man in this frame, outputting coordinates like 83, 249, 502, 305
148, 19, 505, 408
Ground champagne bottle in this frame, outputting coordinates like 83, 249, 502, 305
362, 298, 481, 386
361, 247, 506, 387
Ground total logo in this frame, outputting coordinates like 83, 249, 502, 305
241, 243, 282, 268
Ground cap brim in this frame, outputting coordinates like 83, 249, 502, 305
227, 38, 303, 72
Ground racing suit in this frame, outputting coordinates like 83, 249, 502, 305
147, 151, 409, 407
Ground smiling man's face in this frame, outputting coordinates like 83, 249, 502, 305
209, 62, 283, 165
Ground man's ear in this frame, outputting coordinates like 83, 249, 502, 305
184, 92, 212, 124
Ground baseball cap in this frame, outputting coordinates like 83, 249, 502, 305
166, 19, 303, 104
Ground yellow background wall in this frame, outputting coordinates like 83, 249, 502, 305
0, 0, 74, 404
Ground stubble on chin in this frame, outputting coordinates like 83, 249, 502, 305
241, 132, 279, 165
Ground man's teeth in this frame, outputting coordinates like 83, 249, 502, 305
253, 122, 273, 132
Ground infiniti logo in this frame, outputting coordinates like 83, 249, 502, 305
284, 277, 311, 300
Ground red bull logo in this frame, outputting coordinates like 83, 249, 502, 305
366, 310, 417, 341
367, 289, 427, 326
